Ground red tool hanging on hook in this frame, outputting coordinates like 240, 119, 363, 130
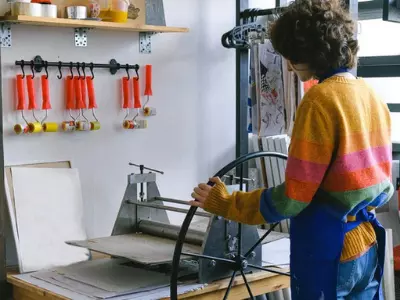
131, 75, 147, 129
141, 65, 157, 117
26, 74, 42, 133
14, 74, 29, 134
122, 73, 147, 130
75, 75, 90, 131
41, 74, 58, 132
86, 76, 100, 131
122, 76, 132, 129
62, 75, 77, 132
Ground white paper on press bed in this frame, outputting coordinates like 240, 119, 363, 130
262, 238, 290, 267
11, 167, 89, 273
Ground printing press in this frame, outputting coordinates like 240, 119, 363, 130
66, 152, 290, 299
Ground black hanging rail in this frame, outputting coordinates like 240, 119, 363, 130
15, 55, 139, 78
239, 7, 286, 19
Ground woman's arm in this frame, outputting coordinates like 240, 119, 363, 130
191, 97, 336, 224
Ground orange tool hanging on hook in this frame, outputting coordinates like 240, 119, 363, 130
14, 74, 29, 134
75, 75, 90, 131
123, 76, 131, 109
26, 74, 42, 133
141, 65, 156, 117
80, 76, 87, 108
41, 75, 58, 132
133, 76, 147, 129
62, 75, 76, 132
133, 76, 141, 109
86, 76, 100, 131
122, 76, 133, 129
124, 76, 147, 130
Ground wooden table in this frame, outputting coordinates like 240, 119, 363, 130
8, 270, 290, 300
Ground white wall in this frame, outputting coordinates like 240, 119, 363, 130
1, 0, 236, 238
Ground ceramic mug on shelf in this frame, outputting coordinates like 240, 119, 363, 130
89, 0, 101, 18
66, 6, 87, 19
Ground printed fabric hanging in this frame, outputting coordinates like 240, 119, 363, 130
250, 40, 285, 137
248, 39, 309, 138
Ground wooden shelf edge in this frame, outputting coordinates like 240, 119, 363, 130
0, 15, 189, 33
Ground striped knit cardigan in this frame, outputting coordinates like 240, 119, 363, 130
203, 76, 394, 261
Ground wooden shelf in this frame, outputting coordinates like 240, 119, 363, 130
0, 15, 189, 33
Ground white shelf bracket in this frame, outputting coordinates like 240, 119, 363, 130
0, 23, 12, 48
139, 32, 156, 54
74, 28, 88, 47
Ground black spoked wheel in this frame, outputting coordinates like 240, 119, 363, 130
170, 152, 290, 300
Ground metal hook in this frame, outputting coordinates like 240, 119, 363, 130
20, 60, 25, 79
81, 62, 86, 79
41, 110, 48, 124
134, 65, 139, 80
21, 110, 28, 125
30, 60, 35, 78
57, 61, 63, 79
81, 109, 89, 123
132, 110, 139, 122
90, 63, 94, 79
44, 61, 49, 79
92, 108, 99, 122
123, 109, 130, 121
125, 64, 130, 80
69, 62, 74, 78
76, 62, 81, 78
32, 110, 40, 122
69, 109, 76, 121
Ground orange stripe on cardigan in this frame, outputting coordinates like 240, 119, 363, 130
286, 179, 320, 203
288, 138, 333, 164
337, 129, 391, 156
322, 161, 392, 192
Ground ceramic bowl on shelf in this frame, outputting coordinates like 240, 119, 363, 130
11, 2, 42, 17
8, 0, 31, 3
42, 4, 57, 18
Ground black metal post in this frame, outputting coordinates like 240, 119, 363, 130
139, 165, 144, 202
0, 43, 12, 299
236, 0, 249, 163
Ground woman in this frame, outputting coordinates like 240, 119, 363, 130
190, 0, 394, 299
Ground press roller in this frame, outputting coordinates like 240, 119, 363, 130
67, 163, 288, 284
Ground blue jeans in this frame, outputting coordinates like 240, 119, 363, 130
337, 245, 380, 299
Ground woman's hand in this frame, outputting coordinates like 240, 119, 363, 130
189, 177, 222, 208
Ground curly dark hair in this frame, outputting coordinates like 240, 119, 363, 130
269, 0, 358, 78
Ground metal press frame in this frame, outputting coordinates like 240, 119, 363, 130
0, 44, 9, 298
